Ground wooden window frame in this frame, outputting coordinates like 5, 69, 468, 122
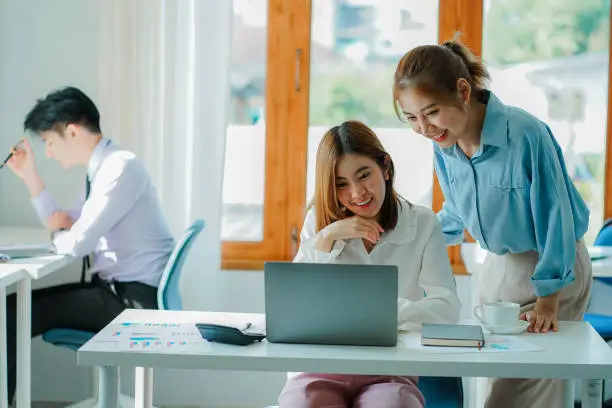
223, 0, 612, 272
605, 2, 612, 223
222, 0, 311, 270
436, 0, 483, 275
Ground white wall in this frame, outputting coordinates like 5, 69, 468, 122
0, 1, 476, 407
0, 0, 103, 401
0, 0, 94, 225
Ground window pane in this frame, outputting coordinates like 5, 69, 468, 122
307, 0, 439, 207
222, 0, 267, 241
483, 0, 610, 244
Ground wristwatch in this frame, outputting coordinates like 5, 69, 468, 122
50, 227, 68, 241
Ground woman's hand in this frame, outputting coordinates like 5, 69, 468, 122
520, 292, 560, 333
314, 216, 384, 252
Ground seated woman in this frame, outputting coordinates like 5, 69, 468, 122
278, 120, 461, 408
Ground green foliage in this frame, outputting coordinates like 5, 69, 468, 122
485, 0, 610, 66
309, 1, 611, 126
309, 62, 401, 127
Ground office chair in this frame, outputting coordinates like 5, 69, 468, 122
584, 218, 612, 342
578, 219, 612, 407
41, 220, 205, 407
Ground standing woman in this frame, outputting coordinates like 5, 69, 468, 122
392, 40, 592, 408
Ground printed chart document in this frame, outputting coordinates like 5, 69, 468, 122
90, 322, 211, 353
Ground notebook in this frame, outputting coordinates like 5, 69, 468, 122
421, 323, 485, 348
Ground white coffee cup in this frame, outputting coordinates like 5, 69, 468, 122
473, 302, 520, 326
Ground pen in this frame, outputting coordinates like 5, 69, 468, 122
0, 139, 24, 170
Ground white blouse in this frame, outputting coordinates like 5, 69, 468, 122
295, 201, 461, 331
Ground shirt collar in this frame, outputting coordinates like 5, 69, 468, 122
87, 138, 111, 181
480, 91, 508, 148
380, 201, 417, 244
440, 90, 508, 157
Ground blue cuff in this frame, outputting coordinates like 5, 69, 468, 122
530, 271, 575, 297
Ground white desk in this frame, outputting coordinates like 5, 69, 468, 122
591, 246, 612, 277
7, 255, 73, 280
78, 309, 612, 408
0, 227, 73, 408
0, 226, 73, 280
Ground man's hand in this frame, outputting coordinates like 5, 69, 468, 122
47, 212, 74, 231
520, 291, 561, 333
6, 139, 45, 197
6, 139, 37, 180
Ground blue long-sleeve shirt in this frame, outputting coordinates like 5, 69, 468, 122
435, 91, 590, 297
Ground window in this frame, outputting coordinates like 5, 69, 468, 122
483, 0, 611, 245
221, 0, 311, 270
222, 0, 268, 243
222, 0, 612, 272
307, 0, 439, 208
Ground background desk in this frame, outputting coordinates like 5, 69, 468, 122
0, 227, 73, 408
591, 246, 612, 277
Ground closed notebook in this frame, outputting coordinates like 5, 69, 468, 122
421, 323, 485, 348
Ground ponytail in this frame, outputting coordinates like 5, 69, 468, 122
441, 40, 490, 90
392, 39, 490, 120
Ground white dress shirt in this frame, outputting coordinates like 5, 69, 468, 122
295, 200, 461, 331
31, 138, 175, 286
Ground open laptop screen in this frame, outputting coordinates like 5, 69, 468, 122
264, 262, 398, 347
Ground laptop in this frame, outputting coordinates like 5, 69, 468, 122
0, 243, 55, 260
264, 262, 398, 347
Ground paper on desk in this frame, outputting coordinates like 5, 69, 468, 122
116, 321, 189, 328
89, 323, 211, 353
398, 332, 543, 353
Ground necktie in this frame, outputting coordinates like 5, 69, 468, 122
80, 175, 91, 283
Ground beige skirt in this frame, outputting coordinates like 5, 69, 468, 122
476, 240, 592, 408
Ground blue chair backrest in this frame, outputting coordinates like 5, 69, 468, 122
418, 376, 463, 407
595, 218, 612, 246
157, 220, 205, 310
594, 218, 612, 286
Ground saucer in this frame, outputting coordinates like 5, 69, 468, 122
481, 320, 529, 335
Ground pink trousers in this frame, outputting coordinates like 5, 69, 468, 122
278, 373, 425, 408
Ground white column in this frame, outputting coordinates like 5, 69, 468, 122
99, 366, 120, 408
561, 379, 574, 408
15, 278, 30, 408
581, 379, 603, 408
0, 285, 8, 408
135, 367, 154, 408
